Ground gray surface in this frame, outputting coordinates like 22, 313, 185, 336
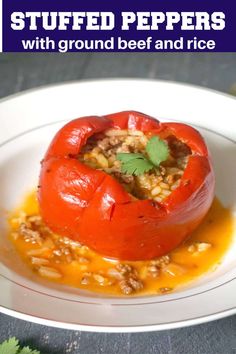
0, 53, 236, 354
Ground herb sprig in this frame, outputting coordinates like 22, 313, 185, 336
117, 136, 169, 176
0, 337, 40, 354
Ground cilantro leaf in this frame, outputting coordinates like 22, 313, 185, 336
19, 346, 40, 354
0, 338, 40, 354
117, 153, 153, 176
116, 136, 169, 176
146, 136, 169, 166
0, 337, 20, 354
116, 153, 144, 163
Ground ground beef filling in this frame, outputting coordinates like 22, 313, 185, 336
78, 129, 191, 202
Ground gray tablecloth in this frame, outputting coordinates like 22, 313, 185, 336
0, 53, 236, 354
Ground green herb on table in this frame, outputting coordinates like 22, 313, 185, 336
0, 337, 40, 354
117, 136, 169, 176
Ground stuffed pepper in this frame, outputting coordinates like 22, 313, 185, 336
38, 111, 215, 261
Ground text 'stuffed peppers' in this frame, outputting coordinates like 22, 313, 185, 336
38, 111, 215, 260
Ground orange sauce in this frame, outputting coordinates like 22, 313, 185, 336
9, 192, 235, 296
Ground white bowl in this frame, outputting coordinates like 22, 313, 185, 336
0, 79, 235, 332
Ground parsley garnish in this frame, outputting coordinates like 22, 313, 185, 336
117, 153, 153, 176
146, 136, 169, 166
0, 338, 40, 354
117, 136, 169, 176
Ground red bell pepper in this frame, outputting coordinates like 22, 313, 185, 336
38, 111, 215, 260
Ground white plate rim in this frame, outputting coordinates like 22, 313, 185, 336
0, 77, 236, 107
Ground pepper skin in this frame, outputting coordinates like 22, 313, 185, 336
38, 111, 215, 261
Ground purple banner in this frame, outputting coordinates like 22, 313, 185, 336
2, 0, 236, 52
